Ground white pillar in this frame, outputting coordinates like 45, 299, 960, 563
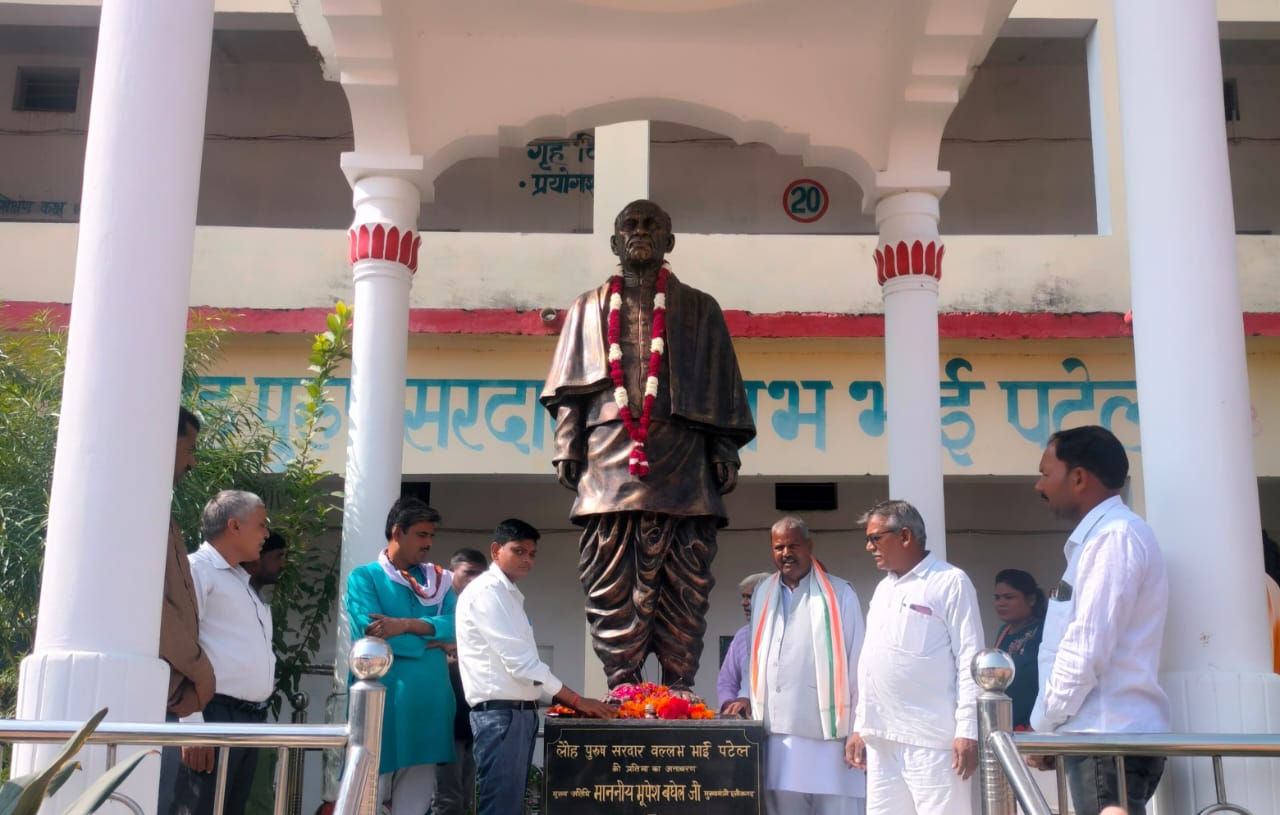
1084, 10, 1124, 236
14, 0, 215, 806
334, 176, 420, 675
591, 120, 650, 270
578, 121, 650, 699
875, 192, 947, 558
1112, 0, 1280, 809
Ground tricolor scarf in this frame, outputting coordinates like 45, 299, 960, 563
377, 550, 452, 609
748, 561, 850, 739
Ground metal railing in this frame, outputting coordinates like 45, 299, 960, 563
0, 638, 392, 815
973, 649, 1280, 815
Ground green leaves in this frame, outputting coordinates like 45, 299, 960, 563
0, 302, 353, 723
262, 302, 352, 713
0, 708, 155, 815
174, 303, 353, 714
0, 311, 64, 717
5, 708, 108, 815
59, 750, 153, 815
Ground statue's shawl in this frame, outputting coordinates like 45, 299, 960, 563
540, 275, 756, 448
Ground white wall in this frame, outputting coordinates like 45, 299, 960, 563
940, 36, 1097, 235
197, 29, 354, 228
10, 0, 290, 11
0, 24, 355, 230
1224, 41, 1280, 234
2, 21, 1277, 236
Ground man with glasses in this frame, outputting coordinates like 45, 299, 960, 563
171, 491, 274, 815
846, 500, 983, 815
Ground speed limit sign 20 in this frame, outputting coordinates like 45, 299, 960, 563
783, 179, 829, 223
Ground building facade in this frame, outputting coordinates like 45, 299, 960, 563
2, 0, 1280, 811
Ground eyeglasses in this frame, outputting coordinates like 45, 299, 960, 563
865, 528, 902, 547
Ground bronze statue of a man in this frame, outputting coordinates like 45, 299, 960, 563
541, 200, 756, 690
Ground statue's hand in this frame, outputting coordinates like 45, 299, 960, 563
557, 459, 581, 491
714, 461, 739, 495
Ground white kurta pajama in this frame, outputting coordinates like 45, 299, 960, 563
855, 553, 984, 815
745, 568, 867, 814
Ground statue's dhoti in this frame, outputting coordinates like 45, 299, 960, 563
578, 512, 718, 689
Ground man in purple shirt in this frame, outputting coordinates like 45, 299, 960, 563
718, 572, 771, 710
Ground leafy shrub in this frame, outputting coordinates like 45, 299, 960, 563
0, 708, 151, 815
0, 304, 353, 720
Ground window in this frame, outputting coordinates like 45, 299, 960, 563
13, 67, 79, 113
774, 482, 838, 512
1224, 77, 1240, 122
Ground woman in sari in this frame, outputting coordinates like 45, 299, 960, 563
991, 568, 1047, 729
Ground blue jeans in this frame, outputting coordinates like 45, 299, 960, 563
1065, 755, 1165, 815
470, 709, 537, 815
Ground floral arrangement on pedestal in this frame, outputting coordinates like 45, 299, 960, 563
547, 682, 715, 720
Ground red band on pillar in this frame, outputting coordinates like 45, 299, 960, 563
874, 240, 944, 286
348, 224, 422, 273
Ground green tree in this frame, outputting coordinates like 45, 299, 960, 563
0, 313, 64, 716
0, 304, 353, 717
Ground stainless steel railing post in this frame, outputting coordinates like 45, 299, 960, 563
334, 638, 391, 815
972, 648, 1017, 815
287, 691, 310, 815
272, 746, 290, 815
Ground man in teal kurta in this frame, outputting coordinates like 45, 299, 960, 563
346, 498, 456, 815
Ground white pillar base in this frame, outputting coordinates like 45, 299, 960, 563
1153, 671, 1280, 813
16, 651, 169, 811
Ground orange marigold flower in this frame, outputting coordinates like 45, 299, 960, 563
605, 683, 711, 719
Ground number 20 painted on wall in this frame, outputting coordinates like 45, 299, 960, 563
783, 179, 829, 223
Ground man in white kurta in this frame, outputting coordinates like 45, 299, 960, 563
847, 500, 983, 815
723, 517, 866, 815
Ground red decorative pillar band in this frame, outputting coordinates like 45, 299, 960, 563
348, 223, 421, 273
874, 240, 944, 286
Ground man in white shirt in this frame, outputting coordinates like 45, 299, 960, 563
455, 519, 614, 815
847, 499, 983, 815
1031, 426, 1170, 815
170, 490, 273, 815
722, 517, 866, 815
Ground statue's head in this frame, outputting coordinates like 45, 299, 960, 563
610, 199, 675, 273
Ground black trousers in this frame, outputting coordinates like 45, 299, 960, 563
170, 697, 268, 815
157, 713, 180, 815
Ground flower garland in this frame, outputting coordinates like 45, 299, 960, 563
609, 682, 712, 720
546, 682, 714, 720
607, 262, 670, 477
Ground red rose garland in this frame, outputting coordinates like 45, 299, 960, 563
606, 262, 670, 477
